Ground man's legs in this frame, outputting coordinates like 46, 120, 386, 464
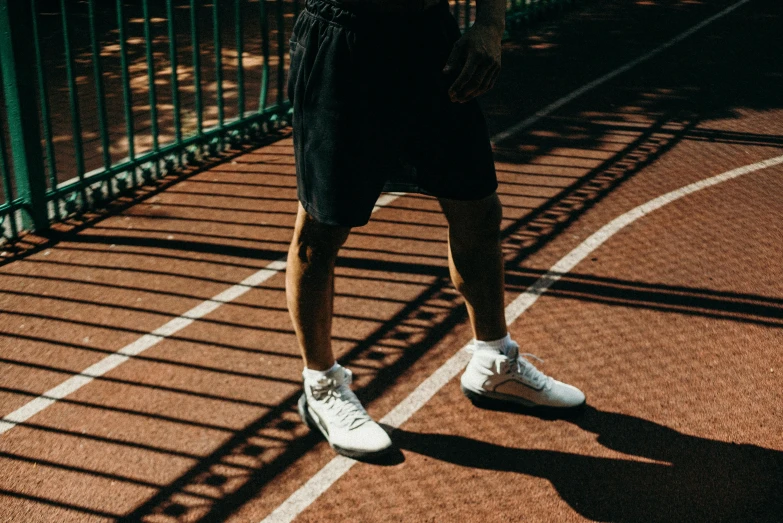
440, 192, 587, 409
286, 202, 350, 370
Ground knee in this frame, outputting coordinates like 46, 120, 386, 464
292, 209, 351, 263
449, 194, 503, 240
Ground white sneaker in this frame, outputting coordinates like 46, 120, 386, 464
298, 365, 393, 459
460, 340, 586, 409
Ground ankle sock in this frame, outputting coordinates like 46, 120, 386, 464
472, 333, 513, 354
303, 362, 340, 383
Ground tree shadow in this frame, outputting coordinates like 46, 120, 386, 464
394, 405, 783, 523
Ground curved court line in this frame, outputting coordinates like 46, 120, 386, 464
0, 0, 770, 515
0, 0, 754, 447
260, 153, 783, 523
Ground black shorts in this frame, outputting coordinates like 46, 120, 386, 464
287, 0, 498, 227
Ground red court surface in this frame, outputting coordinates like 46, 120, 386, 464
1, 0, 782, 521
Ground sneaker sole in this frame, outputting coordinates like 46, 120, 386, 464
461, 385, 586, 411
297, 394, 394, 460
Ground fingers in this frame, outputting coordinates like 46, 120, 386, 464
448, 55, 481, 102
461, 63, 500, 101
478, 66, 501, 96
442, 40, 465, 76
450, 58, 500, 103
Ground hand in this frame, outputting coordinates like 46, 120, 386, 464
442, 23, 502, 103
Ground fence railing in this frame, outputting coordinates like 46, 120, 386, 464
0, 0, 573, 243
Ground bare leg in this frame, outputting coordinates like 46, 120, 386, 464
286, 202, 351, 370
450, 193, 587, 408
288, 203, 394, 456
438, 192, 507, 341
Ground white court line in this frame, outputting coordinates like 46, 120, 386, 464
0, 198, 404, 436
259, 2, 780, 517
491, 0, 752, 144
0, 0, 751, 439
0, 0, 770, 515
261, 154, 783, 523
0, 0, 752, 449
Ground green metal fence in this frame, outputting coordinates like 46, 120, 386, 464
0, 0, 572, 243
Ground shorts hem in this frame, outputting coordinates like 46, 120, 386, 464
300, 199, 371, 228
383, 176, 497, 202
428, 182, 499, 202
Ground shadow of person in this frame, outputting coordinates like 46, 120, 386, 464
393, 406, 783, 522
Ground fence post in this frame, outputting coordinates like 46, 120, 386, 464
0, 0, 48, 232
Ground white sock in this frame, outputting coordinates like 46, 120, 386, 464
303, 362, 340, 383
472, 333, 513, 354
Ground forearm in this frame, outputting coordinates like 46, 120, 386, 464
474, 0, 506, 34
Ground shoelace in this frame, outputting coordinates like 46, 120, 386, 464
468, 341, 552, 390
309, 368, 371, 430
504, 343, 551, 390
